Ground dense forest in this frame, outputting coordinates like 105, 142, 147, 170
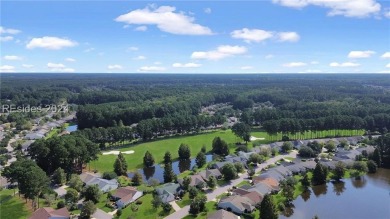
1, 74, 390, 139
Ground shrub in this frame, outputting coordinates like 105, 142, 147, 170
102, 172, 117, 180
136, 200, 143, 205
57, 200, 65, 209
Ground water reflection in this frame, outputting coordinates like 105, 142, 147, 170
283, 204, 295, 217
332, 181, 346, 196
351, 175, 367, 188
301, 189, 311, 202
312, 183, 328, 197
143, 166, 156, 180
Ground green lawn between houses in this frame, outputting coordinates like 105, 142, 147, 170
90, 129, 364, 173
0, 189, 31, 219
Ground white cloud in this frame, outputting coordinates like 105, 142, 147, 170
22, 64, 34, 68
240, 66, 254, 70
348, 50, 375, 58
138, 66, 166, 71
0, 65, 15, 72
310, 61, 319, 64
204, 8, 212, 14
277, 32, 300, 42
231, 28, 273, 43
172, 62, 201, 68
381, 52, 390, 59
3, 55, 22, 61
154, 61, 162, 65
265, 54, 274, 59
283, 62, 307, 67
0, 36, 14, 42
128, 46, 139, 51
191, 45, 247, 60
298, 69, 323, 73
65, 58, 76, 62
47, 62, 74, 72
378, 70, 390, 73
107, 64, 123, 70
386, 63, 390, 68
383, 8, 390, 18
84, 47, 95, 53
115, 5, 212, 35
231, 28, 300, 43
0, 26, 21, 35
133, 55, 146, 60
329, 62, 360, 67
134, 26, 148, 31
27, 36, 77, 50
272, 0, 381, 18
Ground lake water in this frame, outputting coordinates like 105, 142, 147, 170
66, 125, 78, 132
280, 168, 390, 219
128, 154, 213, 183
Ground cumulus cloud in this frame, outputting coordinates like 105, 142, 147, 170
133, 55, 146, 60
134, 26, 148, 31
386, 63, 390, 68
0, 65, 15, 72
115, 5, 212, 35
204, 8, 212, 14
47, 62, 74, 72
231, 28, 273, 43
191, 45, 247, 60
329, 62, 360, 67
384, 8, 390, 18
107, 64, 123, 70
231, 28, 300, 43
283, 62, 307, 67
65, 58, 76, 62
0, 36, 14, 42
381, 52, 390, 59
240, 66, 254, 70
172, 62, 201, 68
22, 64, 34, 68
128, 46, 139, 51
272, 0, 381, 18
27, 36, 77, 50
348, 50, 375, 58
138, 66, 166, 71
0, 26, 21, 35
3, 55, 22, 61
277, 32, 300, 42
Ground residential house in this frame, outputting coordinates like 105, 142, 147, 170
199, 169, 222, 180
299, 160, 317, 170
92, 208, 113, 219
252, 177, 279, 191
273, 165, 293, 177
80, 172, 118, 192
217, 195, 255, 214
112, 186, 143, 209
212, 161, 229, 171
207, 209, 240, 219
335, 149, 361, 160
292, 140, 304, 150
257, 170, 284, 182
178, 174, 206, 188
248, 183, 274, 196
29, 207, 70, 219
356, 145, 375, 155
25, 133, 44, 140
156, 183, 182, 203
285, 163, 306, 174
0, 176, 11, 188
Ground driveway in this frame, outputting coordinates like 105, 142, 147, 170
164, 150, 298, 219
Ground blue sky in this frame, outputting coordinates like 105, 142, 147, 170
1, 0, 390, 73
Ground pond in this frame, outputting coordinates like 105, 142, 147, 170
280, 168, 390, 219
128, 154, 213, 183
66, 125, 78, 132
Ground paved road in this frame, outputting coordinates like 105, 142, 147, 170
164, 150, 298, 219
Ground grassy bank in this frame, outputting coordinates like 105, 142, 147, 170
0, 189, 31, 219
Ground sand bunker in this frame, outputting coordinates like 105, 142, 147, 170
250, 136, 265, 141
102, 150, 135, 155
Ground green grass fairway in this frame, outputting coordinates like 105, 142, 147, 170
0, 189, 31, 219
252, 129, 364, 141
90, 129, 364, 173
91, 130, 243, 172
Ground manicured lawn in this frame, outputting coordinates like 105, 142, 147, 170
0, 189, 31, 219
96, 193, 114, 213
45, 128, 60, 139
252, 129, 364, 141
236, 180, 251, 188
119, 194, 172, 219
177, 193, 192, 208
91, 130, 244, 172
182, 201, 217, 219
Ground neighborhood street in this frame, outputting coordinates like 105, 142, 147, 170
164, 150, 298, 219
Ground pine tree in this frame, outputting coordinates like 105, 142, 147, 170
163, 163, 175, 183
372, 148, 381, 167
195, 151, 206, 167
132, 172, 143, 186
143, 151, 155, 168
178, 143, 191, 160
312, 163, 327, 185
260, 194, 278, 219
163, 151, 172, 165
113, 152, 127, 176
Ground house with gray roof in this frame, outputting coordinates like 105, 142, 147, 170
156, 183, 182, 203
217, 195, 255, 215
248, 182, 274, 196
178, 174, 206, 188
258, 170, 285, 182
335, 149, 361, 160
25, 133, 44, 140
285, 163, 306, 174
299, 160, 317, 170
207, 209, 240, 219
273, 165, 293, 177
80, 172, 118, 192
212, 161, 229, 171
199, 169, 222, 180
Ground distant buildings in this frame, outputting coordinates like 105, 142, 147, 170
29, 207, 70, 219
80, 172, 118, 192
